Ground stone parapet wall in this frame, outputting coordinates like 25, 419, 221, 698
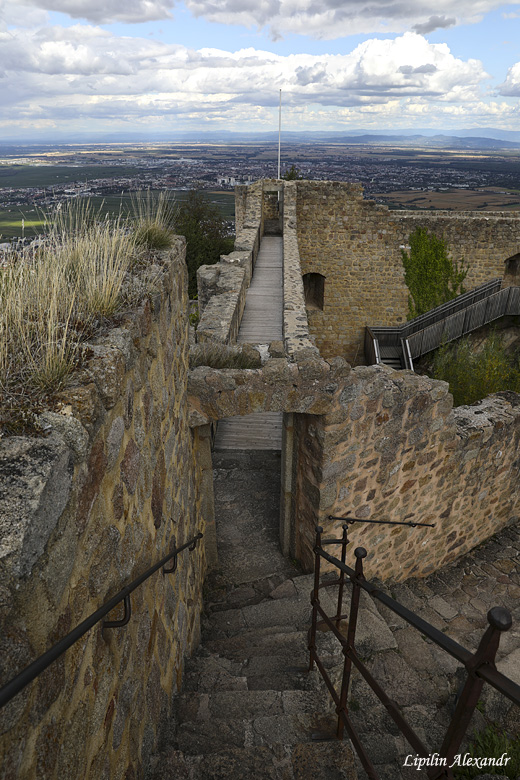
235, 184, 248, 234
295, 181, 520, 363
190, 354, 519, 583
196, 181, 263, 345
396, 211, 520, 289
0, 241, 206, 779
282, 181, 321, 362
188, 352, 349, 427
295, 366, 520, 581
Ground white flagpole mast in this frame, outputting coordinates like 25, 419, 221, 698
277, 89, 282, 179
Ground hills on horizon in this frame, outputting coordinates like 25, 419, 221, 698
2, 127, 520, 149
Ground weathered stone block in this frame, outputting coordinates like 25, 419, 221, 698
0, 434, 73, 581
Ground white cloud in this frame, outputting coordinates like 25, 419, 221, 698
0, 24, 501, 132
500, 62, 520, 95
4, 0, 517, 37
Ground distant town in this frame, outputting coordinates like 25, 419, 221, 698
2, 139, 520, 243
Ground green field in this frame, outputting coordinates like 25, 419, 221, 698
0, 190, 235, 239
0, 164, 144, 188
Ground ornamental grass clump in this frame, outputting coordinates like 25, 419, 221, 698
0, 200, 151, 434
131, 190, 177, 251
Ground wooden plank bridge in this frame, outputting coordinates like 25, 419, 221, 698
214, 236, 283, 451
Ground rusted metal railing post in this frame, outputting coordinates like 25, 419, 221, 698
335, 523, 350, 630
428, 607, 513, 780
336, 546, 367, 739
308, 526, 323, 672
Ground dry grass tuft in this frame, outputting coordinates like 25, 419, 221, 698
0, 199, 166, 435
189, 342, 261, 369
131, 190, 177, 251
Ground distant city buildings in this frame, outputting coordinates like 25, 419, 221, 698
1, 143, 519, 240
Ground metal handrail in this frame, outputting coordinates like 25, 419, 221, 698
401, 279, 502, 337
407, 285, 520, 360
308, 525, 519, 780
364, 327, 382, 366
366, 282, 519, 368
0, 531, 203, 710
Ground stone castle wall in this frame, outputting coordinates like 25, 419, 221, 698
0, 242, 207, 780
190, 179, 520, 583
191, 357, 520, 582
292, 367, 520, 581
196, 180, 263, 344
295, 181, 520, 363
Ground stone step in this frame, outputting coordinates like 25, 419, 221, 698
204, 628, 313, 661
177, 689, 335, 722
203, 576, 341, 639
174, 710, 339, 755
182, 653, 339, 693
148, 742, 357, 780
184, 629, 344, 692
202, 577, 397, 658
204, 572, 297, 613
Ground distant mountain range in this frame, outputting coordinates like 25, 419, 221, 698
2, 128, 520, 148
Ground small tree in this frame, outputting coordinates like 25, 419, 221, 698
175, 191, 234, 298
401, 227, 468, 319
281, 165, 303, 180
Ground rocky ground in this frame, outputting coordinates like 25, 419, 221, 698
148, 450, 519, 780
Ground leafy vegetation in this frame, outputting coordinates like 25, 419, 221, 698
429, 331, 520, 406
175, 190, 234, 298
0, 191, 235, 239
401, 227, 468, 319
281, 165, 303, 180
453, 724, 520, 779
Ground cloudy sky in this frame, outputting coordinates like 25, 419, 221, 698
1, 0, 520, 137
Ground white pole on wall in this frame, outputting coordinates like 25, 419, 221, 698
277, 89, 282, 180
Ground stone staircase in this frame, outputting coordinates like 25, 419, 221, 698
147, 570, 358, 779
146, 450, 520, 780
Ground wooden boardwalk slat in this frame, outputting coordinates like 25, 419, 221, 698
213, 413, 283, 450
214, 235, 284, 451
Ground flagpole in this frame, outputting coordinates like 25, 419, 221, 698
277, 89, 282, 179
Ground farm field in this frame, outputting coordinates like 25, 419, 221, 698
373, 186, 520, 211
0, 190, 235, 239
0, 164, 144, 189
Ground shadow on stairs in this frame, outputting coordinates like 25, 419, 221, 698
146, 450, 358, 780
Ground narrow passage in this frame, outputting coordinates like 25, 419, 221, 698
214, 235, 283, 451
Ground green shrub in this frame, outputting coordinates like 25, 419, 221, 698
430, 332, 520, 406
175, 191, 234, 298
401, 227, 468, 319
281, 165, 303, 180
453, 723, 520, 779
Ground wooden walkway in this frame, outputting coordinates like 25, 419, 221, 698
238, 236, 283, 344
214, 236, 283, 451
